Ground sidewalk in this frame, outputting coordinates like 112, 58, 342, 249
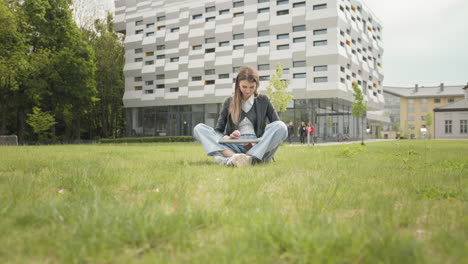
287, 139, 397, 147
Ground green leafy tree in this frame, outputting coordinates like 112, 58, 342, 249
26, 107, 57, 141
266, 62, 293, 115
351, 82, 368, 145
425, 112, 433, 139
85, 13, 125, 138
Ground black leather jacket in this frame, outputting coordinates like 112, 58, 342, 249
215, 94, 279, 137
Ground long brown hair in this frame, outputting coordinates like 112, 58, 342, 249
229, 66, 260, 125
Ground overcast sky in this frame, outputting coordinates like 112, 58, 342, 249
99, 0, 468, 87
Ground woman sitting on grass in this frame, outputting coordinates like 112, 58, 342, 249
193, 66, 288, 167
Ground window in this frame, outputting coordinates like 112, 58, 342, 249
233, 67, 240, 73
408, 108, 415, 112
135, 30, 143, 34
134, 76, 142, 82
259, 76, 269, 81
144, 90, 153, 94
421, 107, 428, 113
145, 51, 154, 56
277, 0, 288, 4
340, 66, 345, 72
293, 73, 306, 79
145, 80, 154, 85
313, 29, 327, 35
408, 116, 415, 121
157, 55, 165, 59
258, 64, 270, 71
421, 116, 426, 121
206, 48, 215, 53
408, 99, 414, 104
219, 41, 230, 47
233, 1, 244, 7
448, 98, 455, 103
135, 20, 143, 26
460, 120, 468, 134
205, 80, 215, 85
445, 120, 452, 134
283, 68, 289, 73
145, 60, 154, 65
293, 25, 306, 32
293, 2, 305, 8
205, 37, 215, 44
146, 23, 154, 28
205, 16, 215, 22
233, 33, 244, 40
205, 69, 215, 75
293, 61, 306, 67
277, 10, 289, 15
192, 76, 202, 81
157, 45, 165, 50
192, 45, 202, 50
219, 74, 230, 79
193, 14, 202, 19
146, 32, 154, 37
135, 48, 143, 54
293, 37, 306, 43
277, 33, 289, 39
170, 27, 179, 33
340, 41, 345, 47
258, 0, 269, 2
233, 44, 244, 50
277, 44, 289, 50
134, 58, 143, 62
134, 86, 142, 91
340, 78, 345, 83
156, 74, 165, 80
314, 65, 328, 72
258, 41, 270, 47
233, 12, 244, 17
157, 16, 166, 21
170, 57, 179, 62
314, 77, 328, 83
206, 6, 216, 12
170, 87, 179, 93
219, 9, 230, 15
313, 40, 327, 46
258, 30, 270, 37
258, 7, 270, 13
156, 84, 165, 89
313, 4, 327, 10
434, 98, 441, 103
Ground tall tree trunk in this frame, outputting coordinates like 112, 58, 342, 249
51, 124, 56, 143
0, 103, 6, 135
74, 117, 81, 140
17, 108, 25, 145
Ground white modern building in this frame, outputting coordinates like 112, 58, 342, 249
114, 0, 385, 140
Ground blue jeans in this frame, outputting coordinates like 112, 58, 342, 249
193, 121, 288, 162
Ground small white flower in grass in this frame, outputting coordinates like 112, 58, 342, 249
153, 188, 160, 193
58, 188, 65, 194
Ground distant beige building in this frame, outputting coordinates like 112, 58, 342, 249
434, 85, 468, 139
383, 83, 465, 139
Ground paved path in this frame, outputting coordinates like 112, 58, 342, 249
287, 139, 397, 147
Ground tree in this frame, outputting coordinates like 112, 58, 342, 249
425, 112, 433, 139
266, 62, 293, 115
85, 13, 125, 138
26, 107, 57, 141
351, 82, 368, 145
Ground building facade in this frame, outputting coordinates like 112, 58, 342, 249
383, 84, 465, 139
434, 85, 468, 139
114, 0, 385, 140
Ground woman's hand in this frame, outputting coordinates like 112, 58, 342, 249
229, 130, 241, 139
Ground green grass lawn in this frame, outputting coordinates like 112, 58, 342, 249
0, 140, 466, 263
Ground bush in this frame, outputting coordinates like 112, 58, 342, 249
100, 136, 194, 144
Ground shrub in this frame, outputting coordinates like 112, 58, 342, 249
100, 136, 194, 144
